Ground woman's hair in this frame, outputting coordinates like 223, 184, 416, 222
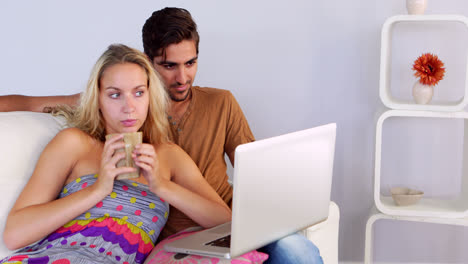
56, 44, 170, 145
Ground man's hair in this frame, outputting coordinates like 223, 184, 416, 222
55, 44, 170, 145
142, 7, 200, 60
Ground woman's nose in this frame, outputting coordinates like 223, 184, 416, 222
123, 96, 136, 113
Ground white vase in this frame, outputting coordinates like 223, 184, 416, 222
412, 81, 434, 104
406, 0, 427, 15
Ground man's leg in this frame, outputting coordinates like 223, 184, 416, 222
258, 233, 323, 264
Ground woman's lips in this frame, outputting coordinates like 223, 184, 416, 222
121, 119, 137, 127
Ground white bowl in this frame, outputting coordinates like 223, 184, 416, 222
391, 187, 424, 206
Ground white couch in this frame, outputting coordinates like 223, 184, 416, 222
0, 111, 340, 263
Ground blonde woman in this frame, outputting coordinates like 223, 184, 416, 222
1, 44, 231, 264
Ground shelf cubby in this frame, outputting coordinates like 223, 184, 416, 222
374, 109, 468, 218
364, 208, 468, 263
380, 15, 468, 111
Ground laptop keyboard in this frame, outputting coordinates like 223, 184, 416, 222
205, 235, 231, 248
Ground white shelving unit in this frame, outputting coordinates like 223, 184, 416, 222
365, 14, 468, 263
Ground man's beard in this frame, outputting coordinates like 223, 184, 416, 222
168, 83, 191, 102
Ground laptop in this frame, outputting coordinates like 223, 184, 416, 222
164, 123, 336, 258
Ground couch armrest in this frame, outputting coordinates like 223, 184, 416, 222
301, 201, 340, 264
0, 112, 66, 258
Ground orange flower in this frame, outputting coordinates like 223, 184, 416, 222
412, 53, 445, 86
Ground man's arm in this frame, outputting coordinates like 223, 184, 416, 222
224, 91, 255, 166
227, 150, 236, 166
0, 94, 81, 112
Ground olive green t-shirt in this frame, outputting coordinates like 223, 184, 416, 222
160, 86, 255, 240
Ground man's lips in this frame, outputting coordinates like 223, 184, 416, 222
121, 119, 137, 127
171, 84, 188, 92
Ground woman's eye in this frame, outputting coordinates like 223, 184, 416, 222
136, 91, 144, 97
109, 93, 119, 99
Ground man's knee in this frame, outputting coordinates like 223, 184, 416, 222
261, 233, 323, 264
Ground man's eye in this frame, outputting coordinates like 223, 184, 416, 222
163, 64, 174, 70
186, 61, 196, 67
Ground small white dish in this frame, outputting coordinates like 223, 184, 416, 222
391, 187, 424, 206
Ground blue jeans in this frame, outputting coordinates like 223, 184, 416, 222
258, 233, 323, 264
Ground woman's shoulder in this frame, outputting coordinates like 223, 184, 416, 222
55, 127, 90, 141
155, 142, 183, 155
52, 127, 96, 151
155, 142, 190, 163
155, 142, 198, 178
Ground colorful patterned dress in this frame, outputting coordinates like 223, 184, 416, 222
1, 174, 169, 264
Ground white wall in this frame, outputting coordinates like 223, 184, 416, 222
2, 0, 468, 262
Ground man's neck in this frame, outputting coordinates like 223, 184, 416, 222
168, 93, 192, 122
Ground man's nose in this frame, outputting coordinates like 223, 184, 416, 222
175, 67, 187, 85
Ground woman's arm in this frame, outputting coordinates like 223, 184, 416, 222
0, 93, 80, 112
2, 128, 128, 250
134, 144, 231, 229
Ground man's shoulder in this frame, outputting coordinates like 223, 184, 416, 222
192, 86, 233, 99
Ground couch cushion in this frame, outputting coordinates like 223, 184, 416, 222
0, 112, 66, 257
